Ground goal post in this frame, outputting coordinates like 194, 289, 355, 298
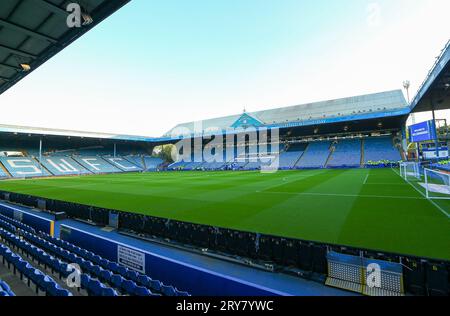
423, 168, 450, 200
399, 161, 421, 181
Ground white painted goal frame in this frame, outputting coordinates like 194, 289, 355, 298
424, 168, 450, 200
399, 161, 421, 181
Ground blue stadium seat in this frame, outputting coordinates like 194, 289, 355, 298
161, 285, 176, 296
176, 289, 190, 296
327, 139, 361, 168
137, 274, 152, 288
87, 279, 104, 296
0, 280, 15, 296
149, 279, 161, 292
38, 156, 91, 176
126, 270, 140, 283
6, 219, 191, 297
110, 274, 124, 289
297, 141, 332, 168
0, 168, 8, 179
143, 156, 163, 171
364, 136, 401, 163
134, 285, 152, 296
278, 143, 308, 169
0, 157, 50, 178
102, 287, 119, 296
107, 262, 120, 274
100, 270, 113, 283
121, 279, 137, 295
103, 157, 142, 172
72, 156, 122, 174
123, 156, 145, 168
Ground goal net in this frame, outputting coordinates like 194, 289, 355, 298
423, 168, 450, 200
399, 162, 421, 182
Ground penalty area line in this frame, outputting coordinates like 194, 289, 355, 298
258, 190, 425, 200
363, 174, 369, 185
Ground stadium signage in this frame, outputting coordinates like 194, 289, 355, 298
117, 245, 145, 273
409, 120, 437, 143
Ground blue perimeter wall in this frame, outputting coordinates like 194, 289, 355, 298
60, 224, 289, 296
0, 202, 54, 236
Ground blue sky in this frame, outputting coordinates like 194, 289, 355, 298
1, 0, 449, 136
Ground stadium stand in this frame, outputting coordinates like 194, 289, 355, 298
327, 139, 362, 168
434, 160, 450, 172
0, 211, 190, 297
297, 141, 332, 168
72, 157, 122, 174
78, 147, 114, 156
0, 215, 75, 296
364, 136, 401, 163
278, 143, 307, 169
0, 279, 15, 296
142, 156, 164, 171
103, 157, 142, 172
38, 157, 91, 176
0, 168, 8, 179
124, 156, 145, 169
0, 157, 50, 178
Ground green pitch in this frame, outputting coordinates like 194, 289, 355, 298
0, 168, 449, 260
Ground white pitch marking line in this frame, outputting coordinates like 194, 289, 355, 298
259, 190, 424, 200
363, 174, 369, 185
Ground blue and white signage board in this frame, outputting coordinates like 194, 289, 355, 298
409, 120, 437, 143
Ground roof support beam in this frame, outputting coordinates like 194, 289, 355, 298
0, 63, 20, 71
0, 18, 57, 44
0, 76, 10, 82
32, 0, 69, 18
0, 44, 37, 59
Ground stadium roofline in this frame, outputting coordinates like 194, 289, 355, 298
0, 0, 131, 96
410, 39, 450, 113
0, 123, 158, 143
164, 90, 409, 138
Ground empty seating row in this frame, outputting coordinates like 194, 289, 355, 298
103, 157, 142, 172
18, 230, 122, 296
0, 279, 15, 296
1, 226, 120, 296
0, 213, 36, 234
0, 168, 8, 179
143, 156, 164, 170
297, 141, 331, 168
327, 139, 361, 167
278, 144, 307, 169
125, 156, 145, 169
364, 137, 401, 163
0, 215, 121, 296
0, 157, 50, 178
37, 231, 190, 296
38, 156, 91, 176
2, 208, 190, 297
0, 229, 72, 296
72, 156, 122, 174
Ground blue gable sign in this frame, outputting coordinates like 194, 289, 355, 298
231, 113, 264, 129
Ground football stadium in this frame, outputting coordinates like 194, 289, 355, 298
0, 0, 449, 300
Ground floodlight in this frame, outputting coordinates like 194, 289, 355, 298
82, 13, 94, 26
20, 64, 31, 72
